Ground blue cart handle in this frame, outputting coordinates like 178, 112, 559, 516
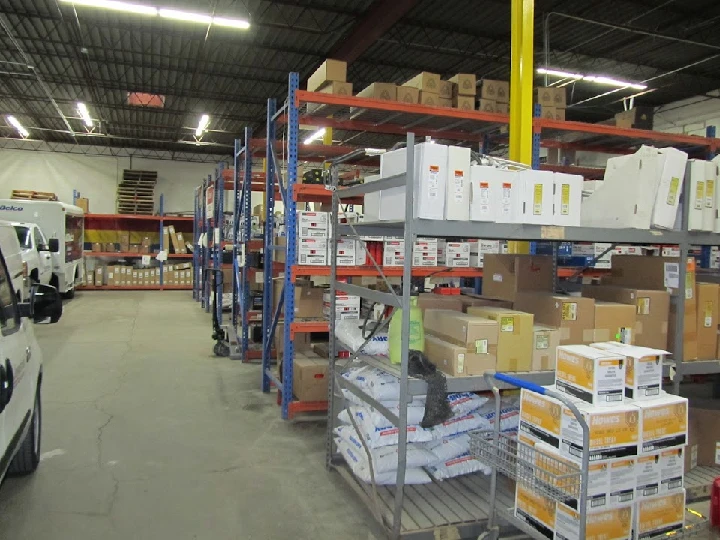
493, 372, 546, 395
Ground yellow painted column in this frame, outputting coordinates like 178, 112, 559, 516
322, 127, 333, 146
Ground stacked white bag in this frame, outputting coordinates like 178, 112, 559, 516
336, 366, 520, 483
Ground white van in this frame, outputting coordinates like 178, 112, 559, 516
13, 222, 53, 288
0, 222, 28, 300
0, 201, 84, 297
0, 235, 62, 480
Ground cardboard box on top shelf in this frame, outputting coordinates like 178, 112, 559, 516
449, 73, 476, 96
695, 282, 718, 358
438, 80, 454, 99
480, 79, 509, 103
635, 393, 688, 454
539, 106, 565, 121
592, 301, 637, 343
516, 169, 555, 225
175, 232, 187, 254
293, 352, 328, 402
356, 82, 396, 101
466, 307, 533, 372
514, 293, 595, 345
555, 344, 625, 406
460, 294, 514, 313
532, 324, 560, 371
482, 254, 553, 302
614, 106, 654, 130
477, 98, 496, 113
403, 71, 441, 93
417, 293, 463, 314
452, 95, 474, 111
553, 172, 583, 227
307, 81, 353, 113
423, 309, 498, 350
581, 285, 670, 350
307, 58, 346, 92
445, 145, 472, 221
103, 242, 115, 252
418, 91, 440, 107
437, 97, 452, 108
92, 242, 102, 252
75, 197, 89, 213
535, 86, 567, 108
495, 102, 509, 114
396, 86, 419, 103
424, 334, 497, 377
687, 398, 720, 467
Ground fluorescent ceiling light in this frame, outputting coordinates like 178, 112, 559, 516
6, 116, 29, 138
77, 102, 93, 127
61, 1, 250, 29
195, 114, 210, 137
303, 128, 326, 145
59, 0, 158, 15
538, 67, 647, 90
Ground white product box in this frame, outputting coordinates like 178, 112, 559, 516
514, 483, 556, 539
635, 491, 686, 539
378, 143, 448, 221
571, 242, 594, 256
560, 400, 640, 462
614, 244, 643, 255
687, 159, 708, 231
704, 160, 717, 231
334, 239, 357, 265
437, 241, 470, 267
555, 501, 634, 540
445, 146, 471, 221
517, 169, 555, 225
583, 179, 604, 193
468, 240, 501, 268
555, 345, 626, 406
469, 166, 519, 223
323, 304, 360, 320
412, 238, 438, 267
553, 172, 583, 226
383, 239, 404, 267
297, 238, 328, 265
712, 246, 720, 270
518, 389, 563, 450
297, 211, 329, 238
653, 147, 689, 229
636, 448, 684, 500
590, 343, 665, 401
593, 242, 613, 269
355, 242, 368, 266
634, 393, 688, 454
361, 174, 382, 222
713, 156, 720, 233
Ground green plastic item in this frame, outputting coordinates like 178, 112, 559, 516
389, 295, 425, 365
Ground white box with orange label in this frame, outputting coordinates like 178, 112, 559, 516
514, 483, 557, 539
297, 238, 328, 265
636, 447, 685, 500
518, 388, 564, 450
555, 501, 634, 540
590, 342, 665, 401
445, 146, 471, 221
555, 344, 626, 406
633, 393, 688, 455
634, 490, 685, 539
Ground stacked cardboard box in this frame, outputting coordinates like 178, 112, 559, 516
466, 306, 534, 372
517, 342, 687, 539
322, 290, 360, 321
297, 211, 329, 266
382, 237, 440, 267
403, 72, 442, 107
307, 58, 347, 93
166, 225, 187, 254
614, 106, 654, 130
448, 73, 476, 111
481, 254, 554, 302
478, 79, 509, 114
535, 85, 567, 121
164, 262, 193, 286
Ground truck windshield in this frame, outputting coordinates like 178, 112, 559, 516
13, 226, 31, 249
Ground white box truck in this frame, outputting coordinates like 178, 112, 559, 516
0, 201, 84, 297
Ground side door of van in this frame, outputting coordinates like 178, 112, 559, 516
33, 227, 53, 285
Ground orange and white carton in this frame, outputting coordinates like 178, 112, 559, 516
636, 447, 685, 500
635, 490, 685, 539
514, 483, 556, 539
633, 392, 688, 454
590, 342, 666, 401
555, 501, 634, 540
560, 400, 640, 462
555, 344, 625, 406
519, 388, 563, 450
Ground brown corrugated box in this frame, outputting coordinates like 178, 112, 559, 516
119, 231, 130, 252
449, 74, 476, 96
92, 242, 102, 252
540, 105, 565, 121
274, 322, 311, 360
75, 197, 89, 213
438, 80, 454, 99
356, 82, 396, 101
307, 81, 353, 113
176, 232, 187, 254
687, 399, 720, 468
452, 95, 474, 110
696, 283, 719, 359
514, 293, 595, 345
593, 301, 637, 343
535, 86, 566, 108
581, 285, 669, 350
495, 102, 509, 114
417, 293, 463, 314
404, 72, 440, 93
609, 255, 690, 296
419, 91, 440, 107
293, 352, 328, 402
460, 295, 514, 313
532, 324, 560, 371
396, 86, 419, 103
307, 59, 346, 92
466, 307, 533, 372
478, 98, 496, 113
273, 280, 324, 318
480, 79, 509, 103
437, 97, 452, 108
424, 335, 496, 377
423, 309, 498, 352
482, 254, 554, 302
95, 267, 104, 286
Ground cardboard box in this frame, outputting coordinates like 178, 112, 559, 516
532, 324, 560, 371
383, 239, 404, 266
92, 242, 102, 252
469, 166, 520, 223
687, 159, 708, 231
459, 295, 513, 312
581, 286, 670, 350
297, 211, 329, 237
418, 91, 440, 107
636, 448, 685, 500
495, 102, 509, 114
445, 145, 471, 220
555, 345, 625, 406
292, 353, 327, 402
514, 483, 556, 539
695, 282, 718, 358
590, 343, 665, 401
468, 240, 501, 268
609, 255, 692, 297
593, 301, 637, 343
307, 58, 346, 92
417, 293, 463, 314
297, 238, 328, 266
477, 98, 496, 113
396, 86, 419, 103
553, 172, 582, 226
635, 393, 688, 454
438, 79, 453, 99
95, 267, 104, 286
274, 322, 311, 359
480, 79, 509, 103
449, 73, 476, 96
75, 197, 89, 213
307, 81, 352, 112
519, 389, 563, 449
437, 241, 471, 267
273, 280, 324, 319
423, 309, 498, 352
404, 71, 440, 93
687, 399, 720, 466
555, 502, 634, 540
635, 491, 685, 539
614, 106, 654, 130
515, 293, 596, 345
424, 334, 496, 377
517, 169, 555, 225
412, 238, 438, 267
482, 255, 553, 302
535, 86, 566, 108
466, 307, 533, 372
118, 231, 130, 252
451, 95, 474, 110
356, 82, 396, 101
175, 233, 187, 254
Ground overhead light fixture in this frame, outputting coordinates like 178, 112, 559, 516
537, 67, 647, 91
195, 114, 210, 138
6, 116, 29, 138
77, 102, 93, 127
303, 128, 326, 145
60, 1, 250, 29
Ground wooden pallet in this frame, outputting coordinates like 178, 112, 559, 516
117, 169, 157, 215
11, 190, 58, 201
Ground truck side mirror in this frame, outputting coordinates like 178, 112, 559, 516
48, 239, 60, 253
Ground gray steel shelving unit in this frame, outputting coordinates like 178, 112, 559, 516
326, 132, 720, 539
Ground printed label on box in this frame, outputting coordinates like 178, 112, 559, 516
561, 302, 577, 321
663, 263, 679, 289
457, 353, 464, 374
453, 170, 464, 202
667, 177, 680, 206
535, 334, 549, 350
493, 273, 503, 282
533, 183, 543, 215
706, 179, 715, 208
694, 181, 704, 210
637, 297, 650, 315
704, 301, 713, 327
561, 183, 570, 215
500, 316, 514, 332
475, 339, 488, 354
428, 165, 439, 199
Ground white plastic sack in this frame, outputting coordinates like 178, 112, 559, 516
334, 426, 436, 473
337, 406, 435, 447
336, 439, 431, 484
339, 405, 426, 428
341, 389, 426, 409
341, 366, 401, 401
446, 392, 489, 416
426, 452, 491, 480
475, 398, 520, 433
433, 411, 492, 438
423, 433, 471, 463
336, 320, 389, 356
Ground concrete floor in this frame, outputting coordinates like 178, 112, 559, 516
0, 291, 377, 540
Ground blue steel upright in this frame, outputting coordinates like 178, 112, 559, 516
240, 127, 253, 359
204, 174, 212, 313
232, 140, 242, 335
192, 186, 200, 300
158, 194, 165, 286
214, 163, 225, 327
262, 99, 278, 392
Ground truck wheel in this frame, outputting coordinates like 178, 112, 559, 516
62, 288, 75, 299
9, 389, 41, 475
